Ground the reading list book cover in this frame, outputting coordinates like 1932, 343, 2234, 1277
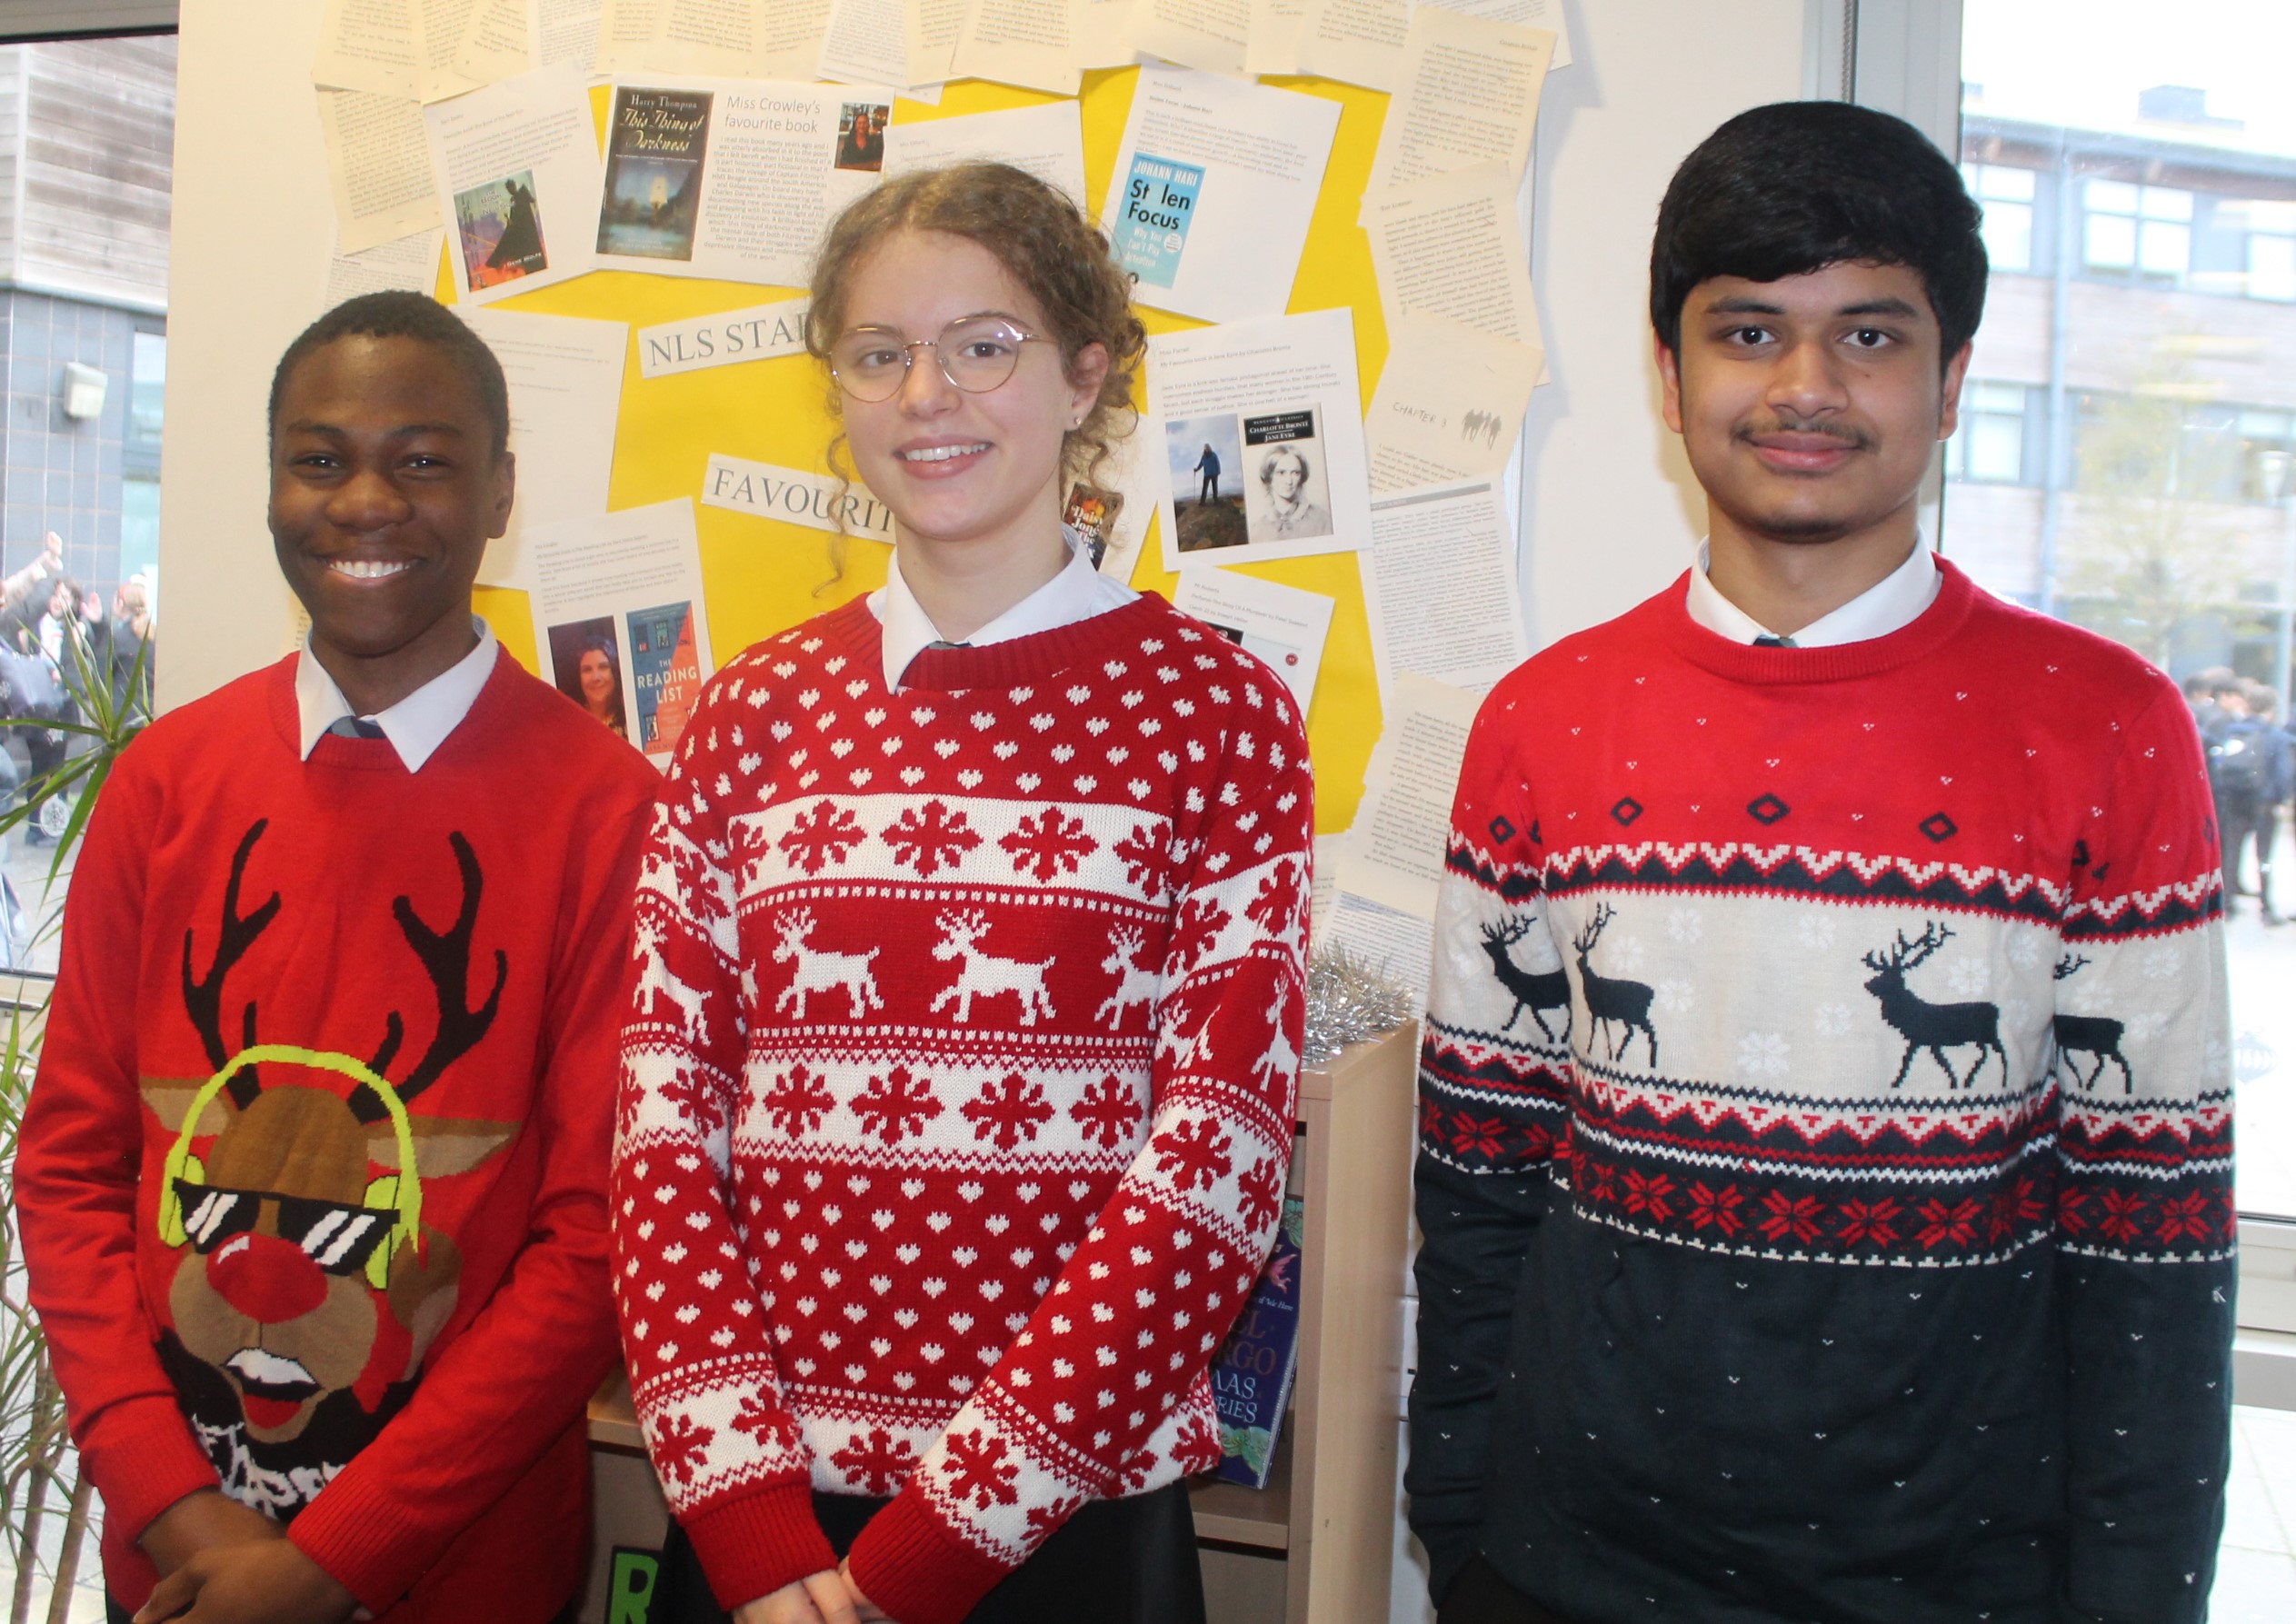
599, 86, 712, 261
629, 600, 702, 757
1211, 1193, 1305, 1489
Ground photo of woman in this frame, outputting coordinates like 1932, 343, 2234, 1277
613, 162, 1313, 1624
547, 617, 627, 739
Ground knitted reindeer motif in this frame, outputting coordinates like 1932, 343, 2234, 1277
1480, 916, 1572, 1042
2051, 953, 2133, 1093
930, 909, 1056, 1026
141, 821, 516, 1517
1861, 922, 2006, 1091
1572, 903, 1657, 1065
770, 906, 883, 1021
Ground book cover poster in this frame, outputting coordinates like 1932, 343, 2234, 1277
1114, 154, 1203, 289
1212, 1194, 1305, 1489
628, 600, 702, 756
598, 87, 712, 261
455, 170, 547, 289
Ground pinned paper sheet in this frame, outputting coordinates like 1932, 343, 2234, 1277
1244, 0, 1310, 75
1148, 308, 1371, 572
428, 63, 604, 304
1422, 0, 1572, 71
322, 227, 444, 309
455, 0, 604, 82
883, 101, 1088, 206
1296, 0, 1409, 93
1102, 66, 1340, 325
1361, 480, 1530, 699
320, 89, 443, 254
1073, 0, 1139, 68
703, 454, 898, 543
1130, 0, 1252, 76
592, 78, 896, 289
1363, 7, 1554, 198
1064, 401, 1165, 589
1364, 311, 1542, 492
463, 308, 629, 593
636, 296, 811, 379
1337, 672, 1482, 920
524, 498, 715, 764
952, 0, 1081, 97
1173, 566, 1336, 713
1363, 164, 1542, 353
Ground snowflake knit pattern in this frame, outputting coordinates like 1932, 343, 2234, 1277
1409, 559, 2234, 1621
612, 593, 1312, 1624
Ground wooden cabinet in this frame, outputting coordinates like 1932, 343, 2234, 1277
586, 1021, 1421, 1624
1188, 1021, 1418, 1624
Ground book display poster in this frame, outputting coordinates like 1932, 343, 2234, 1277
627, 599, 703, 755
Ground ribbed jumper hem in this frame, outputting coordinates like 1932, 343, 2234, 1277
844, 1488, 1012, 1624
684, 1482, 841, 1612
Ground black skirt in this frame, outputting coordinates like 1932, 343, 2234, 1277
654, 1482, 1207, 1624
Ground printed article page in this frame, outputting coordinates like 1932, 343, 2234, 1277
321, 89, 444, 254
1101, 65, 1340, 324
592, 76, 895, 288
1363, 310, 1542, 491
1363, 5, 1554, 196
1129, 0, 1253, 76
525, 498, 715, 765
427, 61, 604, 304
951, 0, 1081, 96
1173, 566, 1335, 712
1147, 307, 1372, 571
1363, 163, 1542, 349
1361, 481, 1530, 697
461, 308, 630, 592
883, 101, 1087, 204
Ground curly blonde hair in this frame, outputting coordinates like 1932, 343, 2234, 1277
807, 162, 1147, 503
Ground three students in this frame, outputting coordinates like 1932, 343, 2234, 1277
16, 101, 2231, 1624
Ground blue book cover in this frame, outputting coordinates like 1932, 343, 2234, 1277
1113, 153, 1204, 289
1211, 1194, 1304, 1489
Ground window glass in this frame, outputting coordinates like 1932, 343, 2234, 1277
130, 329, 165, 444
1961, 3, 2296, 1242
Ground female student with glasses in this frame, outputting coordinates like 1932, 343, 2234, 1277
612, 162, 1315, 1624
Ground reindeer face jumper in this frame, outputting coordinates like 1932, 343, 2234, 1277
17, 652, 657, 1619
1409, 560, 2232, 1624
611, 593, 1311, 1624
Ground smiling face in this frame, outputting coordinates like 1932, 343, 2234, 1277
578, 647, 616, 707
1657, 261, 1967, 553
270, 334, 514, 711
835, 230, 1105, 565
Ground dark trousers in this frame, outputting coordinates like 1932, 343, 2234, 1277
1439, 1556, 1578, 1624
654, 1483, 1205, 1624
1196, 474, 1218, 506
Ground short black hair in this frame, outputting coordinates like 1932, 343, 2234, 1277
1650, 102, 1987, 363
268, 291, 511, 458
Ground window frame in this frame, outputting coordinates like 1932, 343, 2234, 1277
1847, 0, 2296, 1393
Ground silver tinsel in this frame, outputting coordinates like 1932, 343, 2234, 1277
1301, 944, 1418, 1065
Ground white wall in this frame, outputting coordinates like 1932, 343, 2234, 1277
1519, 0, 1811, 649
156, 0, 327, 711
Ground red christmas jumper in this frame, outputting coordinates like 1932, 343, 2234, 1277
611, 593, 1313, 1624
1408, 559, 2234, 1623
17, 652, 657, 1619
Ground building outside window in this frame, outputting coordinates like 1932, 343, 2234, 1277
1945, 380, 2042, 484
2083, 176, 2195, 283
1962, 162, 2039, 273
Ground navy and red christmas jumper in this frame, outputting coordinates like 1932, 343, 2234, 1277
17, 651, 657, 1619
610, 593, 1313, 1624
1408, 560, 2233, 1624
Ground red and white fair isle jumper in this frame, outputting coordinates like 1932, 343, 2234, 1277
611, 593, 1313, 1624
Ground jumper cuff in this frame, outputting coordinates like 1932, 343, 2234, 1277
79, 1394, 223, 1549
286, 1472, 441, 1613
684, 1482, 840, 1611
844, 1488, 1012, 1624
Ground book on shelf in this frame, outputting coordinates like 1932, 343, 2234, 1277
1210, 1192, 1305, 1489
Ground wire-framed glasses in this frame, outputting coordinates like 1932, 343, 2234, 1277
828, 315, 1047, 403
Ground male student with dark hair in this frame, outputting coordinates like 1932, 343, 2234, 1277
17, 291, 659, 1623
1408, 102, 2232, 1624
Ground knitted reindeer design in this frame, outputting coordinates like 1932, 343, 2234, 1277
140, 819, 517, 1518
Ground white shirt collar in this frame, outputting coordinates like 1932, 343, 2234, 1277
1685, 538, 1941, 649
294, 619, 498, 772
866, 528, 1136, 691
